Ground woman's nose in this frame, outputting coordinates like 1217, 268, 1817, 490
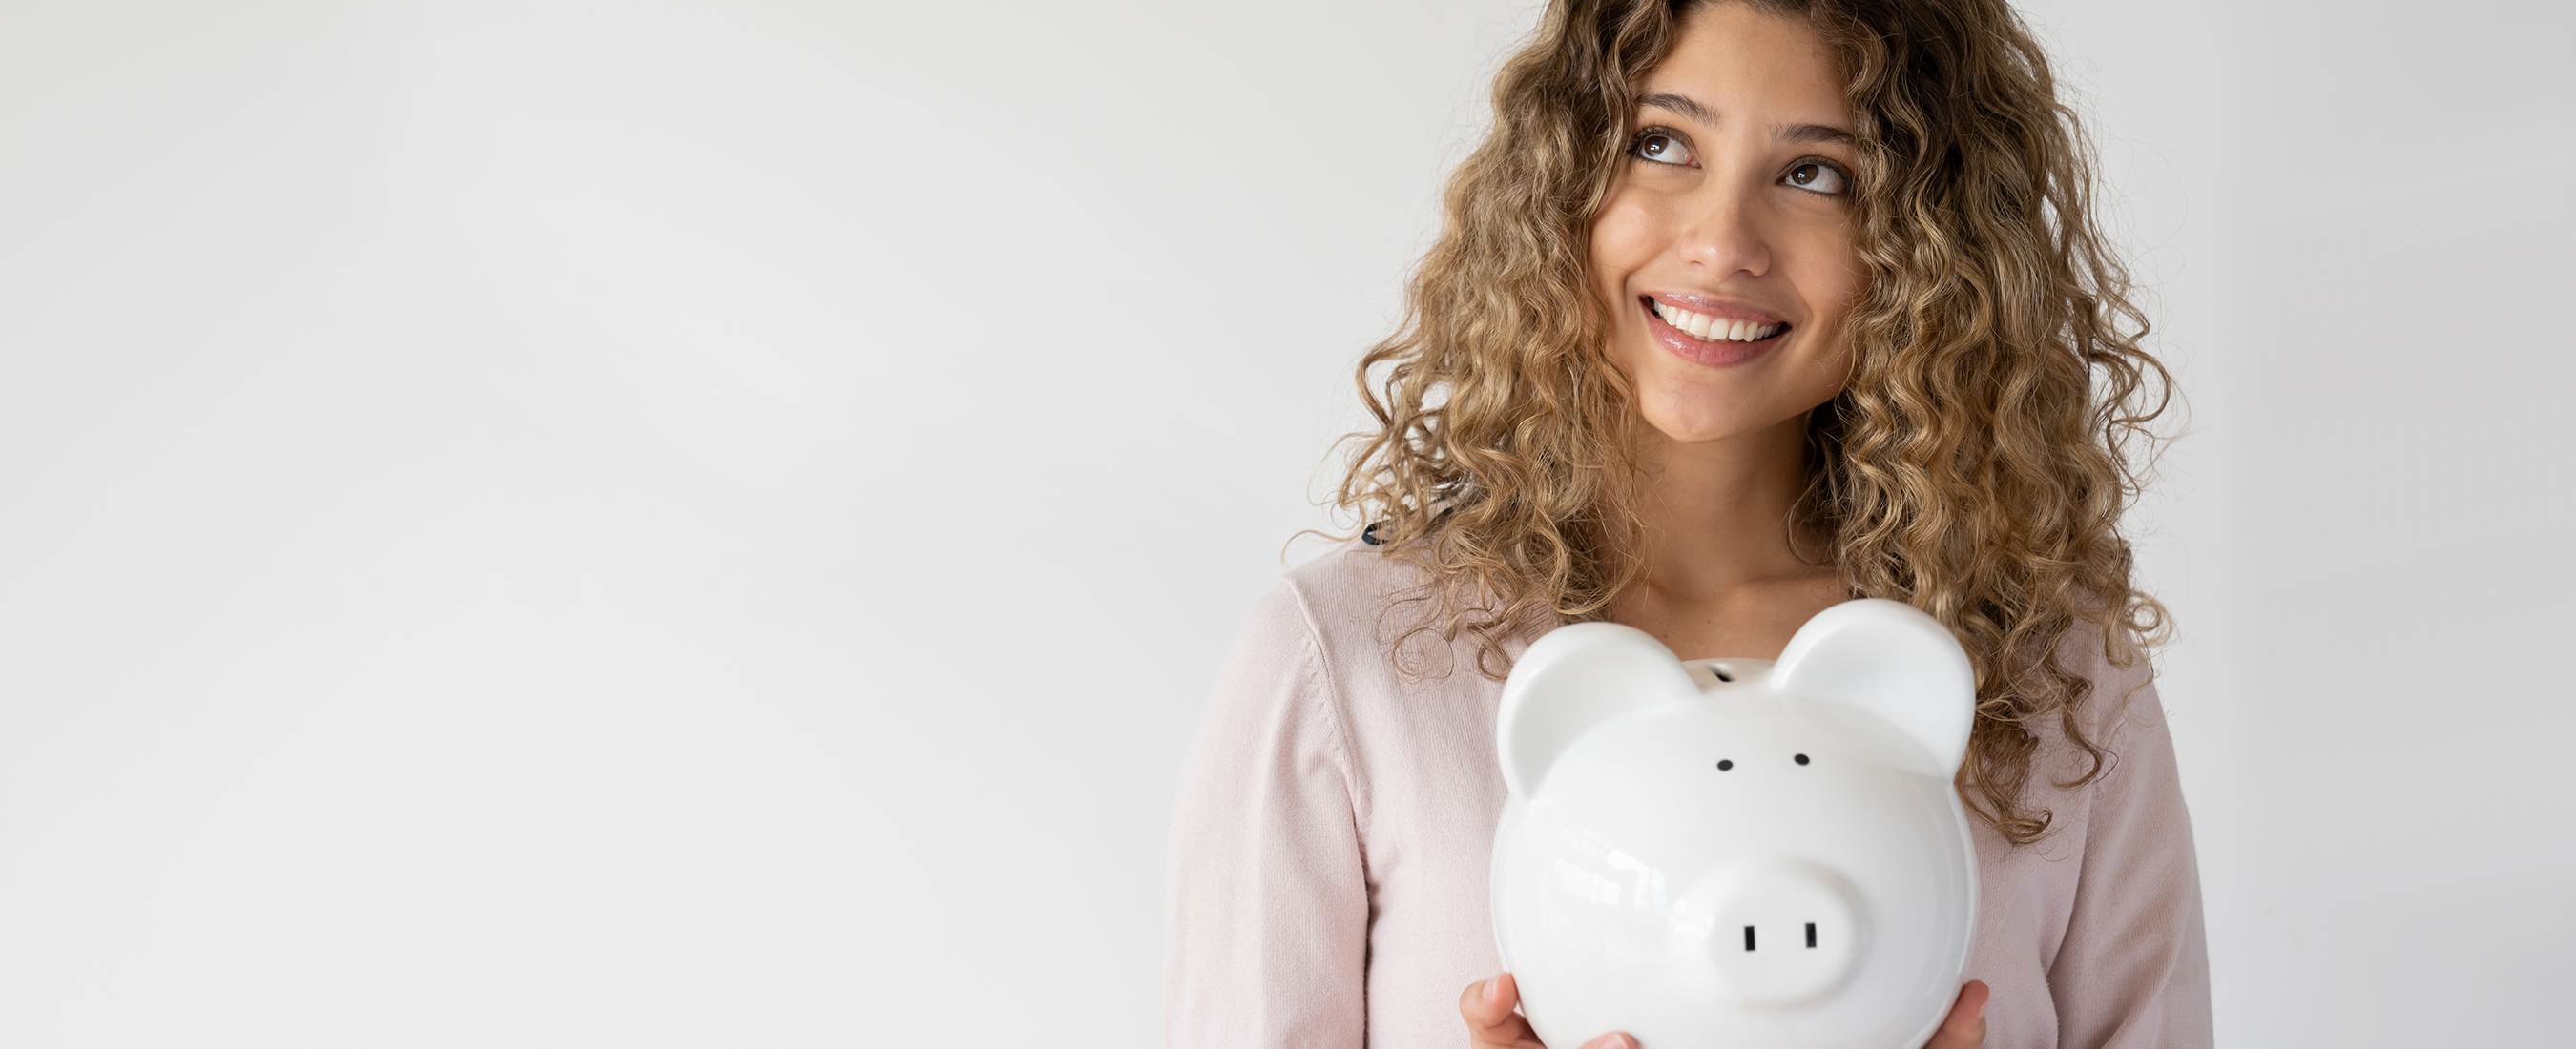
1673, 193, 1772, 279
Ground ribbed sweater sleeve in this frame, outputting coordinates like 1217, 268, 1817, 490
2046, 676, 2215, 1049
1165, 581, 1370, 1049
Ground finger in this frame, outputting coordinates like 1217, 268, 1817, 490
1459, 975, 1541, 1048
1925, 979, 1991, 1049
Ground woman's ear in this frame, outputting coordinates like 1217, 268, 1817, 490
1496, 624, 1701, 799
1769, 599, 1976, 777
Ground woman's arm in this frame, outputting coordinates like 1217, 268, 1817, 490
2048, 677, 2215, 1048
1165, 583, 1369, 1049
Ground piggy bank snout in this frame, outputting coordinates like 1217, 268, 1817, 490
1694, 861, 1865, 1007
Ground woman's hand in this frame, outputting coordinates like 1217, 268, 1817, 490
1925, 979, 1990, 1049
1460, 974, 1632, 1049
1462, 974, 1989, 1049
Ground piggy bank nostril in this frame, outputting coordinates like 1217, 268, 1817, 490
1716, 759, 1734, 771
1794, 753, 1811, 765
1746, 922, 1823, 952
1691, 862, 1866, 1004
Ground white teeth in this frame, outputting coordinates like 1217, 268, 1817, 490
1652, 300, 1783, 342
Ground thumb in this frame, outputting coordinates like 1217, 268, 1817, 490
1926, 979, 1989, 1049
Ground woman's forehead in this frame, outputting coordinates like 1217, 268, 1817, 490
1645, 3, 1851, 130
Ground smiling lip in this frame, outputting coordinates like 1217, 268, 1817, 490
1642, 295, 1790, 367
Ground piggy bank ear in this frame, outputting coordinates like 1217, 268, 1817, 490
1769, 599, 1976, 777
1496, 623, 1700, 798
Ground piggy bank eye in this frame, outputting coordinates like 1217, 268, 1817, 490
1715, 759, 1735, 771
1794, 753, 1811, 765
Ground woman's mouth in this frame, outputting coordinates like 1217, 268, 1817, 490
1642, 296, 1789, 366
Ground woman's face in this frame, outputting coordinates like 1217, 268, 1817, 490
1589, 2, 1864, 447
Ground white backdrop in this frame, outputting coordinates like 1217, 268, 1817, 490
0, 0, 2567, 1045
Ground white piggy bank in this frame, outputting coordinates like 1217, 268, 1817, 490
1491, 599, 1979, 1049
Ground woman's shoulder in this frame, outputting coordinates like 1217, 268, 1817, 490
1233, 534, 1513, 698
2008, 617, 2184, 848
1279, 532, 1428, 614
1193, 540, 1428, 772
2041, 616, 2168, 752
1246, 536, 1434, 670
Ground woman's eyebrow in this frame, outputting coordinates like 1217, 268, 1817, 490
1776, 122, 1855, 146
1637, 91, 1715, 125
1638, 92, 1853, 146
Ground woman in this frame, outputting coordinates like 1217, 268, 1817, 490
1166, 1, 2209, 1047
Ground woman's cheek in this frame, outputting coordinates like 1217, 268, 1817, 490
1782, 240, 1863, 353
1806, 229, 1868, 318
1588, 194, 1664, 278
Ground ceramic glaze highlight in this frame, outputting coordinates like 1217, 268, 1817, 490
1490, 600, 1979, 1049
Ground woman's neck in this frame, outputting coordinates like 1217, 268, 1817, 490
1608, 413, 1846, 660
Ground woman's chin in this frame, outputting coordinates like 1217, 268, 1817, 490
1633, 404, 1791, 447
1624, 370, 1840, 447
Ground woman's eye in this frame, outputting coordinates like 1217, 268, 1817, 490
1631, 131, 1695, 167
1782, 160, 1851, 195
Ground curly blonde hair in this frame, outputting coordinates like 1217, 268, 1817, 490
1332, 0, 2171, 844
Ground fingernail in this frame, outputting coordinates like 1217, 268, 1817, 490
1484, 977, 1504, 1003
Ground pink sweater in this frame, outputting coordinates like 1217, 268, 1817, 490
1165, 540, 2212, 1049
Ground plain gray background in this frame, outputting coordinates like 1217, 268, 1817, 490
2, 0, 2569, 1044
